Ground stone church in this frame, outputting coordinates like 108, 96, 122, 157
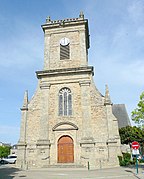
17, 12, 122, 169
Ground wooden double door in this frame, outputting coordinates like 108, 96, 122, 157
58, 136, 74, 163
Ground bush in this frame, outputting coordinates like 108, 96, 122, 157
119, 160, 129, 166
123, 153, 131, 161
118, 153, 132, 166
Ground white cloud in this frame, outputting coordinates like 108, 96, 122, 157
112, 25, 128, 47
127, 0, 144, 38
121, 60, 144, 85
109, 0, 144, 50
0, 18, 43, 69
136, 26, 144, 37
128, 0, 144, 23
95, 58, 144, 86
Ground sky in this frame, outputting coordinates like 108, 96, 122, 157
0, 0, 144, 145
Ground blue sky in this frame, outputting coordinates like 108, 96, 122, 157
0, 0, 144, 145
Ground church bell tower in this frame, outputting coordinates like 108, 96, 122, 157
41, 12, 89, 70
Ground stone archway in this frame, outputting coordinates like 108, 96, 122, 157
57, 135, 74, 163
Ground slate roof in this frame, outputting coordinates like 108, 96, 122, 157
112, 104, 131, 128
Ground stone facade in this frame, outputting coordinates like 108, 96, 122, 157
17, 12, 121, 169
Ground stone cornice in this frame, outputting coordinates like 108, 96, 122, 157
107, 138, 118, 144
36, 66, 94, 79
20, 106, 28, 111
36, 140, 51, 146
79, 80, 91, 86
17, 142, 27, 147
42, 18, 87, 29
40, 82, 51, 89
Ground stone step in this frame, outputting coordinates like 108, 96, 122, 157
42, 164, 86, 168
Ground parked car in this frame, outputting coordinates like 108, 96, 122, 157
0, 155, 17, 164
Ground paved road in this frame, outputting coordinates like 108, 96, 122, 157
0, 164, 144, 179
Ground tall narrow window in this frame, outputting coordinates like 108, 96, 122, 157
59, 94, 63, 116
59, 88, 72, 116
60, 37, 70, 60
60, 44, 70, 60
68, 94, 72, 115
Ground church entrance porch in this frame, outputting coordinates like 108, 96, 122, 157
58, 135, 74, 163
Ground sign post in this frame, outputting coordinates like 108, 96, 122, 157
132, 141, 140, 175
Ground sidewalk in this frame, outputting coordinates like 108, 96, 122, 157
124, 165, 144, 179
0, 164, 144, 179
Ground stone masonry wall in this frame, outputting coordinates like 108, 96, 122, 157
17, 14, 121, 169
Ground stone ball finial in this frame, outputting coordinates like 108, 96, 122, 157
46, 16, 51, 23
79, 11, 84, 19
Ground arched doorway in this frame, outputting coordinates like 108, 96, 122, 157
58, 135, 74, 163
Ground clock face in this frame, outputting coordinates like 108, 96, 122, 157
60, 37, 70, 46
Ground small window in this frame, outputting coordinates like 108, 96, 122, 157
58, 88, 72, 116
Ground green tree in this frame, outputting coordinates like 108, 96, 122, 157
0, 146, 11, 158
119, 126, 144, 145
131, 91, 144, 126
119, 126, 144, 154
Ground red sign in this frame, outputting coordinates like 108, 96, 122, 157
131, 141, 140, 150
